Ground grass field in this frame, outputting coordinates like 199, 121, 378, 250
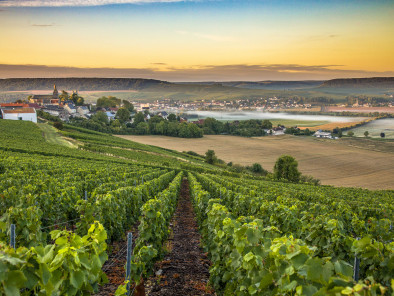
37, 123, 76, 148
118, 134, 394, 190
269, 119, 329, 127
348, 118, 394, 139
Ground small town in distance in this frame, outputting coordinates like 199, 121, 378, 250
1, 79, 393, 140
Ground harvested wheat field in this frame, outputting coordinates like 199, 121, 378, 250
118, 135, 394, 190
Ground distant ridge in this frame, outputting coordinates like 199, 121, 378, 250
179, 80, 325, 90
0, 78, 171, 91
320, 77, 394, 88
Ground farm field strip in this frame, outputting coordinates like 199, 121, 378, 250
119, 134, 394, 190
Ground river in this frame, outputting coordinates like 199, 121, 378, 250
182, 110, 365, 123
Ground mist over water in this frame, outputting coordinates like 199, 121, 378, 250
183, 111, 365, 122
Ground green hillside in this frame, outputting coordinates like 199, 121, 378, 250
0, 119, 392, 295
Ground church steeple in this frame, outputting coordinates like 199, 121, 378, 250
53, 84, 58, 98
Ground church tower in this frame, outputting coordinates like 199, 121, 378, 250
53, 84, 59, 98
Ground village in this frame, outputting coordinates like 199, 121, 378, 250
0, 85, 318, 124
1, 84, 391, 140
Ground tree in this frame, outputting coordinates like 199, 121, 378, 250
122, 100, 134, 112
168, 114, 177, 122
110, 119, 121, 128
59, 90, 69, 102
91, 111, 109, 125
261, 120, 273, 129
205, 150, 217, 164
338, 129, 343, 138
136, 122, 148, 135
187, 123, 203, 138
273, 155, 301, 182
116, 107, 131, 123
347, 131, 354, 137
364, 131, 369, 137
133, 112, 145, 125
70, 92, 84, 106
380, 132, 385, 138
178, 123, 192, 138
97, 96, 120, 108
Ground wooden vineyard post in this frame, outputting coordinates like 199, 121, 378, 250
10, 224, 15, 248
125, 232, 133, 295
84, 190, 88, 200
353, 237, 360, 281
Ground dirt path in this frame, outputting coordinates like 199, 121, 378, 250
95, 224, 139, 296
145, 179, 215, 296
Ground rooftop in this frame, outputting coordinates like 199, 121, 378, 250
2, 107, 36, 114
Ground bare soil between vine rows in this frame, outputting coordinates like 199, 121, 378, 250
95, 224, 140, 296
145, 178, 215, 296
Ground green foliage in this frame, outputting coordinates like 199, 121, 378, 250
205, 150, 217, 164
364, 131, 369, 137
115, 107, 131, 123
133, 112, 145, 125
274, 155, 301, 182
70, 92, 84, 106
0, 221, 108, 295
168, 113, 177, 122
347, 131, 355, 137
122, 100, 134, 112
188, 172, 392, 295
91, 111, 109, 125
248, 163, 267, 175
53, 121, 63, 130
96, 96, 121, 108
37, 110, 61, 122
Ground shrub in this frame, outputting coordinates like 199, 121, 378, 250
273, 155, 301, 182
53, 121, 64, 130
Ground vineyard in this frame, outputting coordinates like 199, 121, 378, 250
0, 120, 393, 295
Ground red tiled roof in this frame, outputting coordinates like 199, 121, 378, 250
2, 107, 36, 114
0, 103, 28, 107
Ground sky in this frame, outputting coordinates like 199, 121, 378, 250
0, 0, 393, 81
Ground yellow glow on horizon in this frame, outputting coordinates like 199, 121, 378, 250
0, 3, 393, 77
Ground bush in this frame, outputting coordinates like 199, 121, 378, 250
205, 150, 217, 164
299, 175, 320, 186
247, 163, 268, 175
53, 121, 64, 130
273, 155, 301, 182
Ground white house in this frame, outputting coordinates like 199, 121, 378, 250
313, 130, 332, 139
77, 106, 89, 116
157, 111, 169, 120
1, 107, 37, 123
105, 111, 116, 120
64, 103, 77, 114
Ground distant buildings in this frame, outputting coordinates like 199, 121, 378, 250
29, 84, 60, 105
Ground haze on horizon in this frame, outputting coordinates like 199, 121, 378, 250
0, 0, 393, 81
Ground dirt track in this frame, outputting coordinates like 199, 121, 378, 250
145, 179, 214, 296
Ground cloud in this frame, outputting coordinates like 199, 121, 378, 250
0, 63, 393, 82
151, 62, 167, 65
31, 23, 56, 27
0, 0, 194, 7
